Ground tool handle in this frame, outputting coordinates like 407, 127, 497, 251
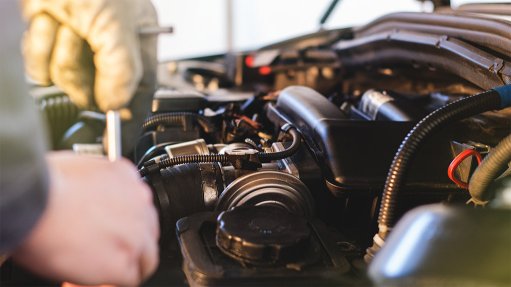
106, 110, 122, 161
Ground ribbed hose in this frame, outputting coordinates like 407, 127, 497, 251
142, 112, 204, 131
379, 88, 508, 234
139, 154, 228, 177
468, 134, 511, 204
139, 126, 301, 176
40, 94, 80, 149
364, 85, 511, 263
161, 154, 230, 167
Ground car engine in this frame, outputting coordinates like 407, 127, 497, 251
33, 3, 511, 287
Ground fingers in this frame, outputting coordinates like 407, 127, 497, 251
93, 44, 142, 112
109, 184, 159, 287
114, 213, 159, 287
131, 179, 160, 284
138, 218, 160, 283
134, 0, 159, 88
23, 0, 145, 112
21, 0, 67, 22
22, 3, 95, 109
22, 13, 59, 85
142, 185, 160, 282
85, 0, 143, 111
51, 26, 95, 109
108, 158, 160, 285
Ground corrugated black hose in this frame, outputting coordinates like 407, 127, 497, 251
142, 112, 214, 133
365, 85, 511, 262
139, 125, 301, 177
468, 133, 511, 205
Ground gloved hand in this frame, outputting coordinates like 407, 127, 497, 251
21, 0, 158, 112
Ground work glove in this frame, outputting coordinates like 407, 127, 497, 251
22, 0, 158, 111
22, 0, 159, 154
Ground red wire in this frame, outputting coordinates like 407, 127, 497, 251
236, 115, 262, 130
447, 149, 483, 189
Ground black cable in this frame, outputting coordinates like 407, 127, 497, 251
257, 128, 301, 162
320, 0, 341, 26
142, 112, 204, 131
378, 88, 504, 232
136, 142, 174, 168
160, 154, 229, 169
140, 154, 228, 177
365, 85, 511, 263
143, 112, 216, 134
139, 126, 301, 176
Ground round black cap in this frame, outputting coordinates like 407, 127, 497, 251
216, 206, 311, 265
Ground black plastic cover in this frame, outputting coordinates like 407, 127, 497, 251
152, 89, 206, 113
268, 86, 498, 195
176, 212, 358, 287
273, 86, 346, 139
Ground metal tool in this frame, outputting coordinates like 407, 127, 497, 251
106, 110, 122, 161
138, 26, 173, 35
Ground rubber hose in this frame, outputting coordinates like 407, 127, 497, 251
160, 154, 230, 168
139, 154, 229, 177
468, 134, 511, 204
142, 112, 204, 131
139, 127, 301, 176
257, 128, 301, 162
159, 128, 300, 168
378, 85, 511, 235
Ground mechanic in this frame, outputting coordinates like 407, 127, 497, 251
1, 0, 159, 286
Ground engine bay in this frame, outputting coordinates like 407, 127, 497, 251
130, 8, 511, 285
31, 6, 511, 287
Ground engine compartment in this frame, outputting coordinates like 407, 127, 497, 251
30, 7, 511, 287
130, 9, 511, 286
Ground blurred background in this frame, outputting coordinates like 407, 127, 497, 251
151, 0, 507, 61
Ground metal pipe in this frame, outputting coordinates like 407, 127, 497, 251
106, 110, 122, 161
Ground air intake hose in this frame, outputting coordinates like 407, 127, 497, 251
365, 85, 511, 262
468, 133, 511, 205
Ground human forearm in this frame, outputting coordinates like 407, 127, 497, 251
0, 0, 50, 254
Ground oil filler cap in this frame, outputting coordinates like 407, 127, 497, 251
216, 205, 311, 265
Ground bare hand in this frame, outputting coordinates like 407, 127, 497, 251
12, 152, 159, 286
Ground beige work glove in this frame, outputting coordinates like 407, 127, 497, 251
22, 0, 158, 112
